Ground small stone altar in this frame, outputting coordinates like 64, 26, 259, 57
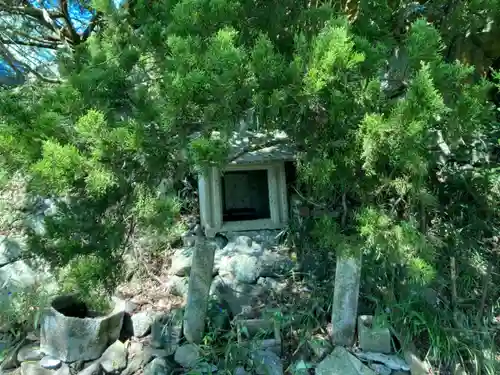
197, 131, 295, 237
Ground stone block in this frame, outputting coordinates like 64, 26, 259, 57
369, 363, 392, 375
358, 315, 392, 354
131, 311, 156, 338
99, 340, 127, 373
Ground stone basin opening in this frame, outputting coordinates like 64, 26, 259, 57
51, 295, 109, 318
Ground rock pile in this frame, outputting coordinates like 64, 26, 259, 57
1, 227, 415, 375
167, 232, 293, 317
0, 303, 286, 375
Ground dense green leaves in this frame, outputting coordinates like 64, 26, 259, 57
0, 1, 499, 366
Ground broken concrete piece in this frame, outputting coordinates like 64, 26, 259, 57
20, 362, 50, 375
358, 315, 392, 354
25, 332, 39, 342
166, 276, 189, 299
210, 274, 266, 317
55, 364, 70, 375
354, 351, 410, 372
316, 347, 376, 375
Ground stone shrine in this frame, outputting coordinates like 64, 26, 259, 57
197, 131, 294, 237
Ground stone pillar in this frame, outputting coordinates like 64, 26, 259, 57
331, 254, 362, 346
183, 226, 216, 344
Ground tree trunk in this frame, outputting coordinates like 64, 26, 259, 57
331, 253, 362, 346
182, 227, 216, 344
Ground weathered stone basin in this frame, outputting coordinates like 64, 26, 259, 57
40, 295, 125, 363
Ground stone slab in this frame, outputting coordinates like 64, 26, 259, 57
316, 347, 376, 375
357, 315, 392, 354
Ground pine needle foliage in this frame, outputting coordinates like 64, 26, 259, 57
0, 1, 499, 369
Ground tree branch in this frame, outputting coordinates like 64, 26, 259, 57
81, 12, 101, 41
341, 192, 347, 228
0, 5, 63, 19
59, 0, 80, 44
1, 29, 61, 44
1, 43, 63, 83
227, 137, 290, 163
0, 37, 59, 49
20, 65, 62, 84
0, 4, 63, 34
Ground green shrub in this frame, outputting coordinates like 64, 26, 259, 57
0, 283, 52, 336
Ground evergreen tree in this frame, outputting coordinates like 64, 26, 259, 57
0, 0, 499, 369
